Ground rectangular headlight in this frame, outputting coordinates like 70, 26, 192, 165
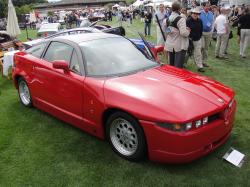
195, 120, 202, 128
203, 117, 208, 125
156, 122, 191, 132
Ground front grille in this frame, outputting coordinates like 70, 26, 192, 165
208, 113, 220, 123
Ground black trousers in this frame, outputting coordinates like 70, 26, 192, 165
168, 50, 186, 68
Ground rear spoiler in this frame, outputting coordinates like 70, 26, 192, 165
102, 26, 125, 36
89, 17, 105, 27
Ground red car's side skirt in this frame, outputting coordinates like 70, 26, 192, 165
33, 97, 105, 139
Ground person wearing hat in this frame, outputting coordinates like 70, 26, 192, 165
214, 6, 230, 59
187, 7, 205, 72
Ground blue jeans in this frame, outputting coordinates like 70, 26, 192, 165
144, 22, 151, 35
76, 20, 81, 27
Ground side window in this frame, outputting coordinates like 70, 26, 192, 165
43, 42, 73, 63
70, 50, 80, 74
26, 43, 47, 58
69, 31, 78, 35
78, 30, 88, 34
59, 32, 68, 36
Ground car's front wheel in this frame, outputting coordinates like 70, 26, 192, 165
106, 112, 146, 161
18, 78, 32, 107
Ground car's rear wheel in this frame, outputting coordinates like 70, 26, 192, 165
106, 112, 146, 161
18, 78, 32, 107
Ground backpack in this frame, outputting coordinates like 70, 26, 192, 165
166, 16, 182, 30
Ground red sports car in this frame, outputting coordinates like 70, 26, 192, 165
12, 33, 236, 163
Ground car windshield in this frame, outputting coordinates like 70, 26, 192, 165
80, 37, 158, 76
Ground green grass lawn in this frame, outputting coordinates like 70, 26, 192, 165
17, 28, 38, 42
1, 19, 250, 186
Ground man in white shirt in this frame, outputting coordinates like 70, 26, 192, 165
214, 7, 230, 59
155, 4, 166, 45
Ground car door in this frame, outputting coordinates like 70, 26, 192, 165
33, 40, 85, 122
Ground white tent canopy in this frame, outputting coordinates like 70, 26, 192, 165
112, 4, 120, 8
163, 1, 172, 7
144, 0, 172, 8
151, 0, 172, 4
142, 0, 173, 8
132, 0, 144, 7
6, 0, 21, 37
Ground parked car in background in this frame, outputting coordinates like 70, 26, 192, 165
0, 31, 17, 53
0, 31, 13, 45
13, 33, 236, 164
80, 18, 91, 27
23, 27, 102, 49
91, 24, 125, 36
18, 14, 31, 30
88, 18, 125, 36
37, 23, 62, 37
23, 26, 125, 49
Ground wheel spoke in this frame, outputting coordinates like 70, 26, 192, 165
110, 118, 138, 156
19, 81, 31, 105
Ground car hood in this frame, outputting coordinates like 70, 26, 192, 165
104, 65, 234, 122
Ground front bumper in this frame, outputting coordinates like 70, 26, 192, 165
140, 101, 236, 164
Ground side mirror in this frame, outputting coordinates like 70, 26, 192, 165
150, 45, 164, 63
52, 60, 69, 73
154, 45, 164, 54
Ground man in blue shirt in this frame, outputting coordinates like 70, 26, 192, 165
200, 2, 214, 67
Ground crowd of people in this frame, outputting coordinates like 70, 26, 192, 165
24, 1, 250, 73
143, 1, 250, 72
35, 9, 114, 29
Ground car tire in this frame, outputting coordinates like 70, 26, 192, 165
18, 78, 32, 107
106, 112, 146, 161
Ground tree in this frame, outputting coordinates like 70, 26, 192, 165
12, 0, 47, 7
125, 0, 134, 5
104, 3, 113, 10
15, 4, 33, 17
0, 0, 8, 18
0, 0, 47, 18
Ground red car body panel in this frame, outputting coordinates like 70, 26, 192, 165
13, 41, 236, 163
104, 65, 234, 123
141, 100, 236, 163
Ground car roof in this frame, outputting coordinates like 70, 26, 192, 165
49, 27, 102, 36
66, 27, 101, 32
54, 33, 120, 44
38, 23, 61, 33
23, 28, 109, 48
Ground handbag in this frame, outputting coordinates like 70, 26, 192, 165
229, 30, 233, 39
